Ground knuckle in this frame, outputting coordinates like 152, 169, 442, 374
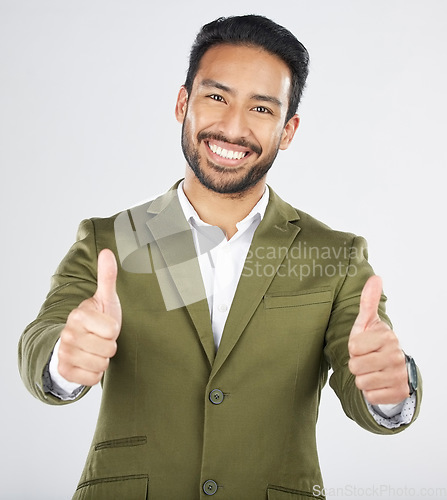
365, 392, 379, 405
57, 363, 72, 381
68, 307, 82, 321
397, 389, 408, 401
91, 372, 104, 386
391, 350, 405, 367
82, 370, 103, 387
100, 357, 110, 372
348, 358, 357, 375
88, 355, 109, 374
348, 339, 357, 356
83, 374, 98, 387
58, 343, 75, 364
67, 307, 83, 324
392, 386, 407, 403
57, 346, 68, 363
60, 327, 76, 346
108, 341, 118, 358
384, 329, 397, 344
354, 375, 365, 391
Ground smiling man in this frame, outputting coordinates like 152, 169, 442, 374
19, 15, 421, 500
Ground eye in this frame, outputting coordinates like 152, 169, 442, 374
252, 106, 272, 114
208, 94, 225, 103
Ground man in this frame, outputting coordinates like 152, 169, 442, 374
18, 15, 421, 500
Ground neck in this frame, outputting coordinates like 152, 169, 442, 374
182, 169, 266, 239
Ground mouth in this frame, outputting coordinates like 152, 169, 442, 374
205, 139, 253, 165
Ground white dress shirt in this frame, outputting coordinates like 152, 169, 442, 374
47, 182, 416, 426
177, 181, 269, 349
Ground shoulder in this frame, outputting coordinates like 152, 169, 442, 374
294, 208, 369, 262
268, 186, 364, 250
75, 185, 184, 263
296, 208, 358, 241
81, 185, 181, 239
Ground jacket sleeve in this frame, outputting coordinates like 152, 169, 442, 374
18, 219, 100, 405
323, 235, 422, 434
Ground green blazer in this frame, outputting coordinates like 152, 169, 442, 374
18, 183, 421, 500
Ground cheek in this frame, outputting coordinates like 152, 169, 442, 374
182, 113, 203, 145
259, 124, 285, 151
189, 101, 223, 128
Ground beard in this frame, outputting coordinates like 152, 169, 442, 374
181, 120, 280, 196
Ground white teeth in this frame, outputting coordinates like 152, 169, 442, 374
209, 143, 246, 160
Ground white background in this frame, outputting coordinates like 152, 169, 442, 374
1, 1, 445, 499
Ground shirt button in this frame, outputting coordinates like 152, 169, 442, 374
209, 389, 224, 405
217, 304, 228, 313
203, 479, 218, 495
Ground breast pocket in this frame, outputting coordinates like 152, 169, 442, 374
264, 288, 332, 309
73, 474, 148, 500
264, 288, 333, 336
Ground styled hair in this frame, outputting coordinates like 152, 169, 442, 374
184, 15, 310, 123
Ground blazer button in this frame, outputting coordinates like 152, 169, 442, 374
203, 479, 218, 495
209, 389, 224, 405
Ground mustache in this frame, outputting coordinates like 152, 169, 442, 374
197, 131, 262, 156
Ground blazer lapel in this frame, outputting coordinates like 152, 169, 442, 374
144, 186, 216, 366
211, 188, 301, 377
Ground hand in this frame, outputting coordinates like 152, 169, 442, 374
58, 249, 122, 386
348, 275, 409, 405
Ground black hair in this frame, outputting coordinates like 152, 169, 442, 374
184, 15, 310, 123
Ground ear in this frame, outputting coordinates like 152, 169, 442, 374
279, 114, 300, 150
175, 86, 189, 123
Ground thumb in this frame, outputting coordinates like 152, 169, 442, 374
351, 275, 383, 335
94, 249, 121, 322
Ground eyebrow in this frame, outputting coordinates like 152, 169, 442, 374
199, 79, 232, 93
199, 79, 283, 108
251, 93, 283, 108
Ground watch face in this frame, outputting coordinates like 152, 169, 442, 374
408, 356, 418, 392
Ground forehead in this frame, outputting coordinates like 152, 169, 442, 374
193, 44, 292, 101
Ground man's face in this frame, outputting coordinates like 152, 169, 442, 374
175, 44, 299, 195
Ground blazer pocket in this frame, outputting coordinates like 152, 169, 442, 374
267, 485, 324, 499
94, 435, 147, 451
264, 288, 332, 309
73, 474, 148, 500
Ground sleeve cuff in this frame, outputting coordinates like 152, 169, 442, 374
365, 394, 417, 429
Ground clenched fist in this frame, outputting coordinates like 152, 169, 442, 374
58, 249, 122, 386
348, 275, 409, 405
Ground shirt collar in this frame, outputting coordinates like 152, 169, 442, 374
177, 180, 269, 229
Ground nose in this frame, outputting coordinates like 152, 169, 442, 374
216, 105, 251, 140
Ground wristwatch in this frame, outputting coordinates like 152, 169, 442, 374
404, 353, 418, 396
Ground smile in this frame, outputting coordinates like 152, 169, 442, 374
207, 141, 250, 161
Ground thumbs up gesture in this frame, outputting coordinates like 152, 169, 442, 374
348, 276, 409, 405
58, 249, 122, 386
